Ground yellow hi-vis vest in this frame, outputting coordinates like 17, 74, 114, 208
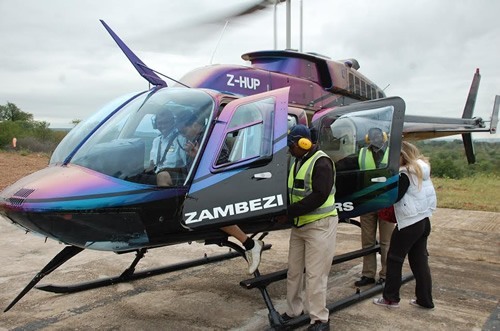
358, 147, 389, 170
288, 150, 337, 227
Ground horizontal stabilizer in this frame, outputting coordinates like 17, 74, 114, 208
402, 69, 498, 141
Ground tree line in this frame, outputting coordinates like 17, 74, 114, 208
0, 102, 67, 153
415, 140, 498, 179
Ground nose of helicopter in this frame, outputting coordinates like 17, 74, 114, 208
0, 164, 173, 251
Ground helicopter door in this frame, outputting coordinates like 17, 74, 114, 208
313, 96, 405, 219
181, 87, 290, 229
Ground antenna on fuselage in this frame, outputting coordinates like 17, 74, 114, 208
210, 20, 229, 64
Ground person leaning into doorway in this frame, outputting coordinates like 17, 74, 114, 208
373, 141, 436, 309
276, 124, 338, 331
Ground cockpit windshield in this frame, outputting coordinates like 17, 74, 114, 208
55, 88, 214, 186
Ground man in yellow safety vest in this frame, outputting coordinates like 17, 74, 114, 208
354, 127, 395, 287
276, 124, 338, 331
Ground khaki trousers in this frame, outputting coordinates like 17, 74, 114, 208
360, 211, 395, 279
286, 216, 338, 323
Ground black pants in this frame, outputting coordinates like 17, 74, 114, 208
383, 217, 434, 308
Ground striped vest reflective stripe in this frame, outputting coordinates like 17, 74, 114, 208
288, 150, 337, 227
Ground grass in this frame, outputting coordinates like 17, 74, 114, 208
433, 174, 500, 212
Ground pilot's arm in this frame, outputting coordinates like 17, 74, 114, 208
146, 136, 161, 173
145, 160, 155, 173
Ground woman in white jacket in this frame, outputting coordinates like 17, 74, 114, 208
373, 141, 436, 309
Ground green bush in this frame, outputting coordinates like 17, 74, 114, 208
430, 158, 466, 179
416, 140, 499, 178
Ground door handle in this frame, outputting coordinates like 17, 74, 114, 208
371, 177, 387, 183
253, 172, 272, 179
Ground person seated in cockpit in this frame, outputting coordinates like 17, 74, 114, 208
358, 127, 389, 170
175, 111, 230, 167
145, 109, 187, 186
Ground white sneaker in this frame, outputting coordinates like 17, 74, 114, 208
373, 297, 400, 308
245, 239, 263, 274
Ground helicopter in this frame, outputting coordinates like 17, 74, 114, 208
1, 5, 498, 328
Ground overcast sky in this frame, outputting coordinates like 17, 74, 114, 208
1, 0, 498, 139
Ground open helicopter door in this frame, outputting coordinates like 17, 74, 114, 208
181, 88, 290, 229
313, 96, 405, 219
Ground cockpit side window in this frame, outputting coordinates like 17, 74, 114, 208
214, 97, 274, 169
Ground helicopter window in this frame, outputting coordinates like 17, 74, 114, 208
354, 77, 361, 95
214, 97, 274, 168
68, 88, 214, 184
50, 91, 146, 165
318, 106, 394, 172
348, 73, 355, 93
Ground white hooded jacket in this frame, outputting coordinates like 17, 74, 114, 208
394, 159, 437, 229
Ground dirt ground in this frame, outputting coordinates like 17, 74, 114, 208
0, 152, 499, 330
0, 152, 50, 191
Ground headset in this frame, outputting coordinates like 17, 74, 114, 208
151, 110, 175, 130
288, 125, 313, 151
296, 136, 312, 150
365, 127, 388, 144
288, 135, 312, 150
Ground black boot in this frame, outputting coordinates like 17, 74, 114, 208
354, 276, 375, 286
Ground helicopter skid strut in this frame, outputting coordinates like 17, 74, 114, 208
244, 246, 415, 330
5, 222, 415, 329
5, 241, 272, 312
239, 219, 415, 330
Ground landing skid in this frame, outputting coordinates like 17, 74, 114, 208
251, 271, 414, 330
5, 239, 272, 312
36, 248, 246, 294
240, 218, 415, 330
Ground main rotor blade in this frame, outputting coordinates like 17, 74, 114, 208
219, 0, 286, 20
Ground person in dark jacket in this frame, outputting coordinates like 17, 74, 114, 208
276, 125, 338, 331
